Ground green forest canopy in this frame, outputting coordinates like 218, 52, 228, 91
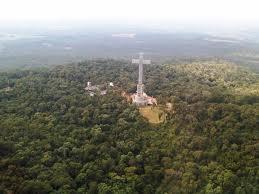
0, 59, 258, 193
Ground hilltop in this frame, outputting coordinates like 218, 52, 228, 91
0, 59, 258, 193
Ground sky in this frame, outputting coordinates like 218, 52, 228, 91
0, 0, 258, 29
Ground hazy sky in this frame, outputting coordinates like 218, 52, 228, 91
0, 0, 258, 28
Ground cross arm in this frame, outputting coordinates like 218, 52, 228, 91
143, 60, 151, 64
132, 59, 151, 64
132, 59, 139, 64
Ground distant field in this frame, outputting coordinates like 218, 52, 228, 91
1, 31, 259, 70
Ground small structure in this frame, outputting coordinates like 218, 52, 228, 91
100, 90, 107, 95
109, 82, 114, 87
131, 53, 157, 106
89, 92, 95, 97
85, 82, 99, 91
147, 96, 157, 105
85, 82, 111, 96
166, 102, 173, 110
131, 93, 157, 105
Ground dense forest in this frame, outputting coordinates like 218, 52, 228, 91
0, 59, 258, 193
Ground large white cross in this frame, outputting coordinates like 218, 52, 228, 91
132, 52, 151, 84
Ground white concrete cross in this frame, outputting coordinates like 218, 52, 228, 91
132, 52, 151, 84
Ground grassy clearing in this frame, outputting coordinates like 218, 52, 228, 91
139, 106, 165, 124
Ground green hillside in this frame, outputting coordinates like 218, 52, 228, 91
0, 59, 258, 193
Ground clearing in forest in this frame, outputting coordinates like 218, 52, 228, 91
139, 106, 165, 124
